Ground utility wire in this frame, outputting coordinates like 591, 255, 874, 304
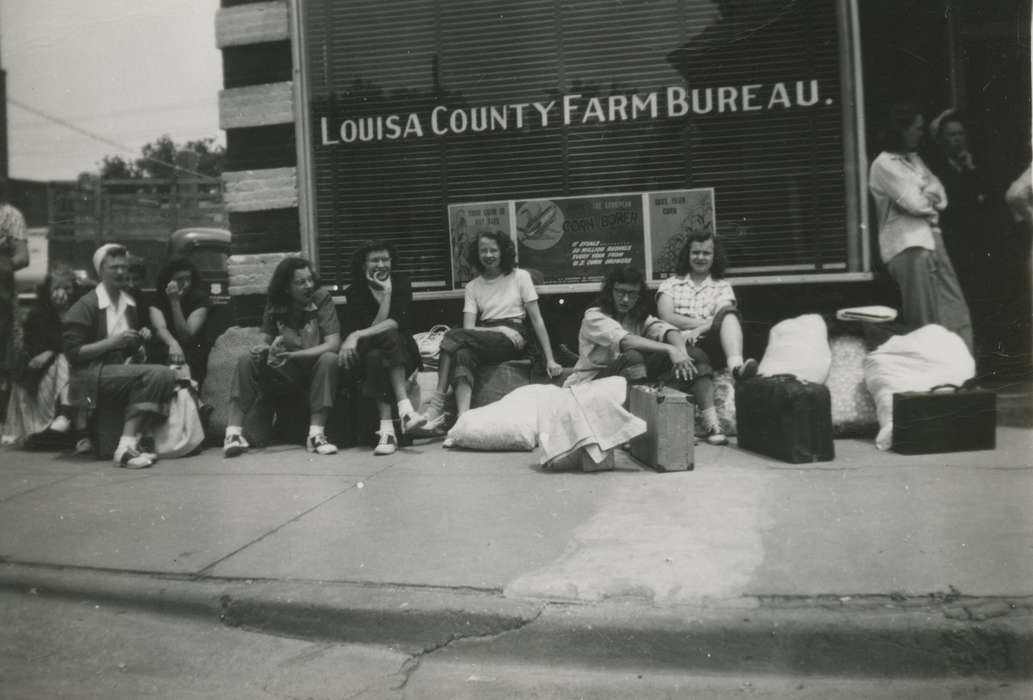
7, 96, 215, 179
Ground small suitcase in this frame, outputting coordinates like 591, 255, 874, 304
735, 374, 835, 463
628, 384, 694, 472
892, 384, 996, 454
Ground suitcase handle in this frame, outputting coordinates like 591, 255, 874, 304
928, 383, 960, 393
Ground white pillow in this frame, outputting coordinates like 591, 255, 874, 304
863, 325, 975, 450
446, 384, 545, 451
758, 314, 831, 383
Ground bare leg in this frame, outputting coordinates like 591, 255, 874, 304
388, 365, 409, 403
435, 352, 453, 393
718, 313, 744, 363
376, 400, 392, 420
454, 378, 472, 416
310, 408, 327, 430
122, 414, 143, 439
227, 399, 243, 428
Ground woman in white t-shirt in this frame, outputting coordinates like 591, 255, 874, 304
415, 231, 562, 431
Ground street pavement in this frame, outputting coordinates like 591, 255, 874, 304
0, 416, 1031, 682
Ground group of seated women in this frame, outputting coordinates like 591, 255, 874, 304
221, 228, 757, 459
2, 231, 757, 464
1, 248, 212, 464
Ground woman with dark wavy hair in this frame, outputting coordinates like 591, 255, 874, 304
223, 257, 342, 458
339, 240, 424, 455
656, 229, 757, 387
413, 231, 562, 435
1, 267, 78, 445
149, 258, 212, 384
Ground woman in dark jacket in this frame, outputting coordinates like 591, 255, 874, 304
149, 258, 212, 385
339, 241, 424, 455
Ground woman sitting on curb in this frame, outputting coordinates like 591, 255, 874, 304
566, 266, 728, 445
656, 230, 758, 386
339, 241, 425, 456
414, 231, 563, 434
149, 258, 212, 386
223, 257, 341, 458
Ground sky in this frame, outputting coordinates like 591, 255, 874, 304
1, 0, 223, 181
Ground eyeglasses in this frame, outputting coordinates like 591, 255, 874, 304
614, 289, 640, 301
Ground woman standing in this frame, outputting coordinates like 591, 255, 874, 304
868, 102, 973, 351
1, 268, 77, 445
149, 258, 212, 385
414, 231, 562, 432
0, 178, 30, 388
339, 241, 425, 455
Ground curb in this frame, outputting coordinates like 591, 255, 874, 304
2, 563, 1031, 679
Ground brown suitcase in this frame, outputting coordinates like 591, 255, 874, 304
628, 384, 694, 472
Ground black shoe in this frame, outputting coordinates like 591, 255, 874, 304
732, 358, 758, 381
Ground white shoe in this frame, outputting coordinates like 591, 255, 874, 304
1, 435, 16, 447
306, 433, 338, 455
49, 415, 71, 434
74, 437, 94, 455
113, 444, 154, 469
400, 411, 426, 435
373, 431, 397, 456
223, 433, 249, 458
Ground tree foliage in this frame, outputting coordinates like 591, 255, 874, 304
94, 135, 225, 179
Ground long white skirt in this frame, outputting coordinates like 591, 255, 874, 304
2, 355, 69, 445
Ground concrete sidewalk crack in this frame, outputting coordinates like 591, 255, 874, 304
390, 605, 546, 690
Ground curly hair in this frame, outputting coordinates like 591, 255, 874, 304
349, 240, 396, 286
267, 257, 318, 309
156, 257, 205, 306
674, 230, 728, 279
595, 266, 653, 324
467, 231, 516, 276
34, 265, 79, 313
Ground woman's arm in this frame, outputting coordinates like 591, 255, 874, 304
656, 293, 712, 331
168, 299, 208, 340
149, 306, 184, 362
871, 157, 938, 216
524, 300, 562, 376
10, 239, 29, 271
286, 332, 342, 360
462, 311, 477, 330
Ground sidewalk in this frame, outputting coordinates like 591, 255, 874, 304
1, 422, 1031, 678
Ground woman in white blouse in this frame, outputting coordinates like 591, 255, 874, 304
868, 102, 973, 350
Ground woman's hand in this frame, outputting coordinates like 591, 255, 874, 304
338, 333, 360, 369
27, 350, 54, 369
110, 330, 142, 351
268, 336, 290, 366
367, 271, 392, 293
165, 280, 182, 302
667, 344, 697, 382
545, 359, 564, 379
168, 341, 185, 366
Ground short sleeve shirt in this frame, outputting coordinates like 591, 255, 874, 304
565, 307, 679, 386
261, 287, 340, 349
0, 204, 27, 253
463, 268, 538, 322
656, 274, 736, 320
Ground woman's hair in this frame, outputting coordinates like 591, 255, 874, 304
156, 257, 204, 305
467, 230, 516, 275
595, 266, 653, 323
267, 257, 318, 308
349, 240, 396, 286
674, 230, 728, 279
880, 101, 924, 153
34, 265, 78, 312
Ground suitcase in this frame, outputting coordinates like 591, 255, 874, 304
628, 385, 694, 472
735, 374, 835, 463
892, 384, 996, 454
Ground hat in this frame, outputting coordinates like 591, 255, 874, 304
929, 107, 958, 142
92, 243, 126, 275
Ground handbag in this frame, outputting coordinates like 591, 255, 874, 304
153, 379, 205, 458
413, 324, 450, 371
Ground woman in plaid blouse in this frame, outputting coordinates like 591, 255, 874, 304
656, 230, 757, 386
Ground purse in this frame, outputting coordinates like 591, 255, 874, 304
413, 324, 450, 371
153, 378, 205, 458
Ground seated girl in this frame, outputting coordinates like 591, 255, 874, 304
656, 231, 758, 384
339, 241, 425, 455
415, 231, 562, 432
566, 266, 729, 445
1, 267, 78, 446
149, 258, 212, 385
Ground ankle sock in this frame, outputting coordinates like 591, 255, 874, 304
701, 407, 720, 430
308, 425, 325, 438
397, 399, 414, 417
116, 436, 138, 453
225, 426, 242, 438
379, 420, 396, 437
